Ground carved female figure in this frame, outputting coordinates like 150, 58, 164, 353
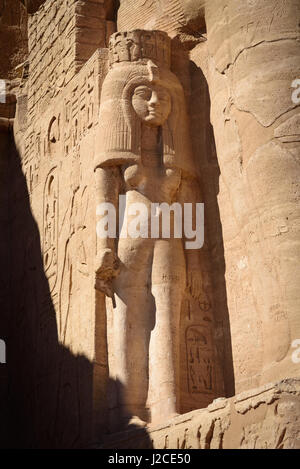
94, 30, 206, 427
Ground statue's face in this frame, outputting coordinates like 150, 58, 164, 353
132, 84, 171, 126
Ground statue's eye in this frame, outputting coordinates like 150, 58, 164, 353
134, 87, 151, 99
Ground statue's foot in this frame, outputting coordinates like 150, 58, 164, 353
150, 398, 179, 425
127, 415, 147, 428
150, 412, 179, 426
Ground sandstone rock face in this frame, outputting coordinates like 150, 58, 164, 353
117, 0, 300, 393
102, 379, 300, 449
94, 29, 224, 430
204, 0, 300, 391
118, 0, 206, 37
0, 0, 299, 449
3, 0, 115, 448
0, 0, 28, 80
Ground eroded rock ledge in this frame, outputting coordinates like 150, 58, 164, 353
101, 379, 300, 449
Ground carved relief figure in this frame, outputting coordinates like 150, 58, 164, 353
94, 30, 209, 427
186, 326, 215, 394
43, 168, 58, 293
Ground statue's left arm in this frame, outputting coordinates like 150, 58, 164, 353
94, 165, 121, 297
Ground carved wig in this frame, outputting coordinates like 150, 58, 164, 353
94, 30, 195, 176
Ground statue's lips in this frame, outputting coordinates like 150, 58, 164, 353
147, 110, 162, 119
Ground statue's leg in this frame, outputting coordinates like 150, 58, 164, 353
148, 238, 186, 424
110, 237, 155, 427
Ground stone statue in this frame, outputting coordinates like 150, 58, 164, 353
94, 30, 205, 427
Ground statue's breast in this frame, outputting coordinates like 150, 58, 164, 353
123, 163, 181, 202
123, 164, 142, 189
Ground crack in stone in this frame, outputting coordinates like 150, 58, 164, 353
215, 37, 299, 75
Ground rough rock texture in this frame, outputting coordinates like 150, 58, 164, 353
0, 0, 28, 80
102, 379, 300, 449
204, 0, 300, 392
26, 0, 115, 124
0, 0, 299, 449
118, 0, 206, 38
11, 47, 109, 448
1, 1, 116, 448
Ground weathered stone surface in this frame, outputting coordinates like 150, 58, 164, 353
102, 379, 300, 449
117, 0, 206, 38
204, 0, 300, 391
94, 29, 225, 432
0, 0, 299, 450
117, 0, 300, 395
0, 0, 28, 80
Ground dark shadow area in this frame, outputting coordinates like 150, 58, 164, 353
102, 378, 153, 449
19, 0, 45, 14
0, 120, 153, 449
0, 1, 28, 82
188, 59, 235, 397
170, 34, 235, 399
2, 125, 94, 448
105, 0, 120, 22
0, 117, 12, 449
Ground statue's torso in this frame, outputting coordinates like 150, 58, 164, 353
123, 162, 181, 204
122, 125, 182, 204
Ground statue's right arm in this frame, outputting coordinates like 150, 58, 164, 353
95, 166, 121, 282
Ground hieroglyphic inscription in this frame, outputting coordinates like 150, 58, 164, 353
23, 129, 42, 192
186, 325, 215, 394
62, 62, 98, 156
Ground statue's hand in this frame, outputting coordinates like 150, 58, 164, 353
94, 248, 119, 295
95, 248, 119, 278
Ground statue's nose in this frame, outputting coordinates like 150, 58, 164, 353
149, 91, 159, 107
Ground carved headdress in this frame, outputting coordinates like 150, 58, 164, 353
94, 30, 195, 175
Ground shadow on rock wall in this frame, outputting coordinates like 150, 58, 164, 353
189, 60, 235, 398
1, 127, 152, 449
